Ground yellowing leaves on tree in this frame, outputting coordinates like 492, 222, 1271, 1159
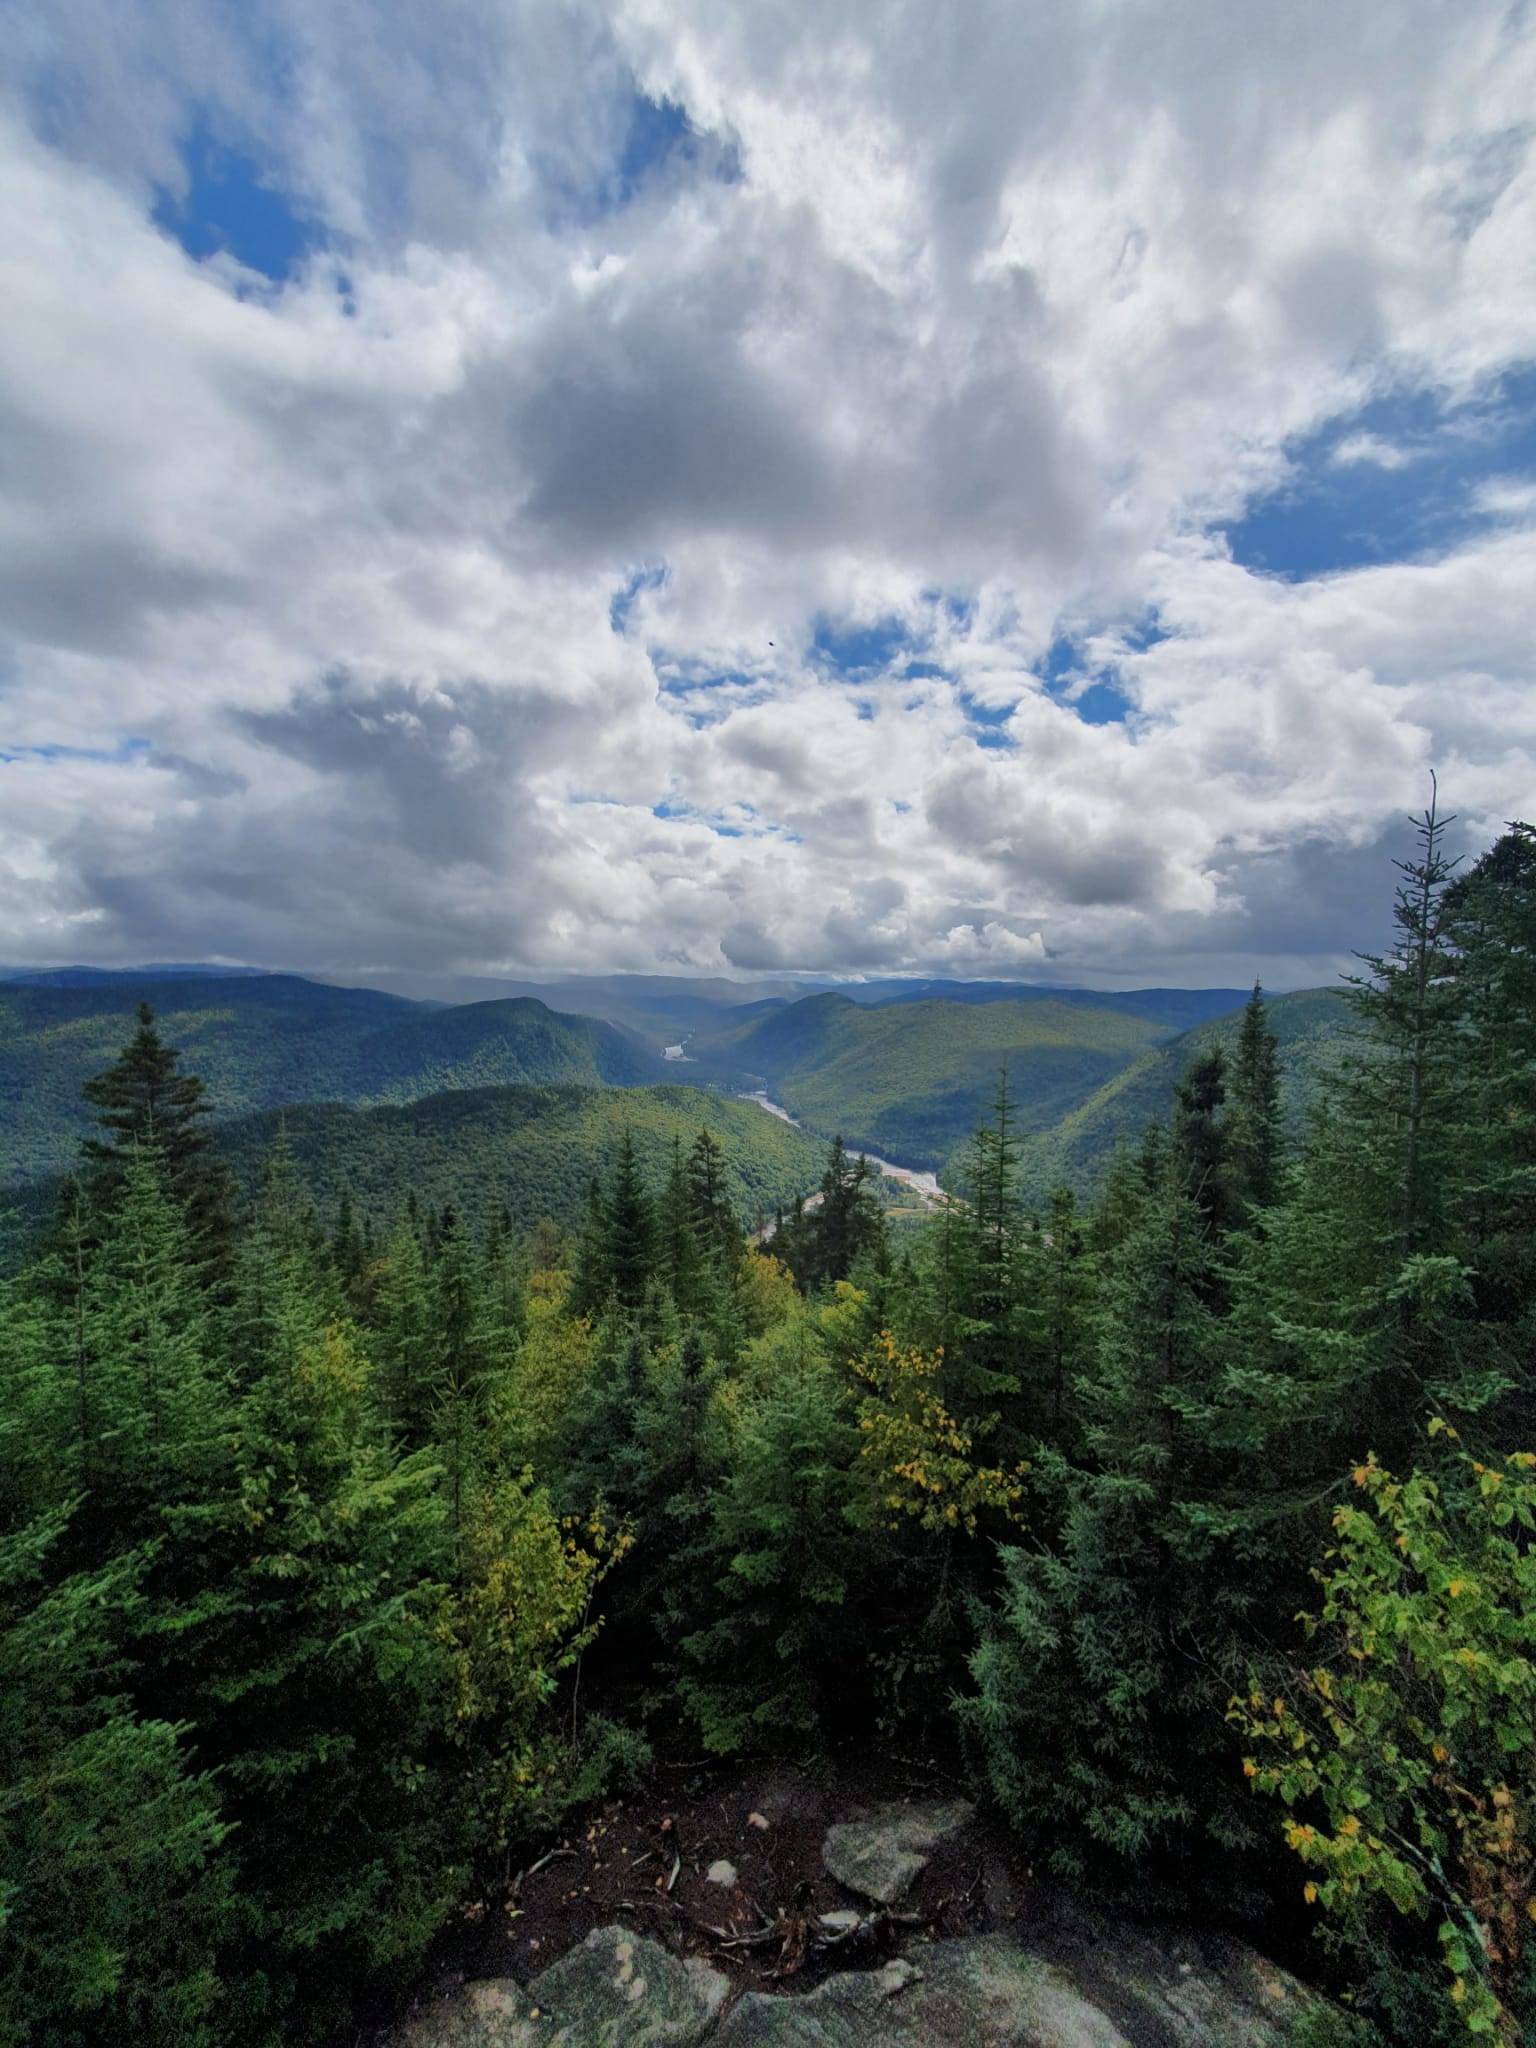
848, 1330, 1026, 1536
1233, 1443, 1536, 2046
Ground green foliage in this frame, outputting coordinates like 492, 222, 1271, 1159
3, 807, 1533, 2047
1014, 985, 1353, 1202
691, 990, 1170, 1168
0, 976, 659, 1192
680, 1316, 868, 1752
1236, 1436, 1536, 2045
215, 1083, 825, 1244
0, 1520, 231, 2047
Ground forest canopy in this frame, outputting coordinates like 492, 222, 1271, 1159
1, 806, 1533, 2046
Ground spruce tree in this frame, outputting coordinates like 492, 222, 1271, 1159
686, 1128, 743, 1279
657, 1136, 705, 1317
1172, 1045, 1233, 1242
81, 1004, 233, 1277
1226, 983, 1281, 1213
371, 1209, 434, 1443
605, 1131, 654, 1315
1441, 822, 1536, 1352
964, 1159, 1261, 1907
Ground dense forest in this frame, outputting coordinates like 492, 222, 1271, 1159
0, 979, 664, 1189
2, 807, 1532, 2045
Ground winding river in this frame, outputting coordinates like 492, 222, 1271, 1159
739, 1089, 944, 1207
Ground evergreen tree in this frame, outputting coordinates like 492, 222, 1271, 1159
1346, 777, 1465, 1261
1172, 1046, 1233, 1242
567, 1175, 610, 1319
81, 1004, 233, 1277
680, 1333, 866, 1752
1015, 1186, 1096, 1448
1226, 983, 1281, 1213
789, 1135, 885, 1289
964, 1162, 1261, 1907
79, 1149, 225, 1530
686, 1127, 744, 1280
1441, 822, 1536, 1352
605, 1131, 654, 1315
371, 1209, 434, 1443
0, 1518, 232, 2045
657, 1137, 705, 1317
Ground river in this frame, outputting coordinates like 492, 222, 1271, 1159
739, 1090, 944, 1206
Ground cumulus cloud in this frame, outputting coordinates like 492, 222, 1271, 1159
0, 0, 1533, 986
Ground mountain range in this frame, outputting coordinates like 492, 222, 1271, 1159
0, 965, 1356, 1222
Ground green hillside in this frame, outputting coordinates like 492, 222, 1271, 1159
216, 1082, 827, 1237
0, 976, 661, 1189
687, 992, 1170, 1167
1011, 985, 1354, 1198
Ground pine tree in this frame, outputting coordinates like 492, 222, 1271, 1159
963, 1162, 1263, 1907
680, 1334, 866, 1752
657, 1137, 705, 1317
81, 1003, 233, 1277
0, 1519, 232, 2045
1441, 822, 1536, 1351
1172, 1046, 1233, 1242
371, 1208, 434, 1443
1016, 1186, 1096, 1448
1347, 776, 1465, 1261
605, 1131, 654, 1315
1226, 983, 1281, 1213
429, 1207, 495, 1567
79, 1148, 225, 1529
567, 1176, 611, 1318
790, 1135, 885, 1289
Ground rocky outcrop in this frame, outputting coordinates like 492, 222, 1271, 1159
394, 1915, 1335, 2048
714, 1939, 1130, 2045
820, 1799, 976, 1905
396, 1927, 729, 2048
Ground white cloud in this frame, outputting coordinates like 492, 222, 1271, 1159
1331, 431, 1413, 469
0, 0, 1533, 986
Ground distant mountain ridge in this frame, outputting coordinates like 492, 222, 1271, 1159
0, 964, 1351, 1220
683, 991, 1178, 1168
1012, 986, 1354, 1198
0, 973, 662, 1189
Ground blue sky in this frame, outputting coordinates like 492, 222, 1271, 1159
153, 120, 322, 281
1226, 372, 1536, 580
0, 0, 1533, 984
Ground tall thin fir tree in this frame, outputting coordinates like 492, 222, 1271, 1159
605, 1131, 655, 1315
1347, 774, 1465, 1259
1226, 983, 1281, 1213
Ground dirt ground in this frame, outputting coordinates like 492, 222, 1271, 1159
455, 1755, 1018, 1998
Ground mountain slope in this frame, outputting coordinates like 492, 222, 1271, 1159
0, 975, 662, 1189
217, 1083, 826, 1236
1012, 986, 1354, 1198
687, 993, 1172, 1167
836, 980, 1251, 1029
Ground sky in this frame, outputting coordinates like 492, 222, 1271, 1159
1, 1, 1533, 990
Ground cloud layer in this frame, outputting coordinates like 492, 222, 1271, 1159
1, 0, 1533, 985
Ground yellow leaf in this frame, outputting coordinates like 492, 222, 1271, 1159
1303, 1883, 1318, 1904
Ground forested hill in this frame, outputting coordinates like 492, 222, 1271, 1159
0, 974, 663, 1187
216, 1082, 827, 1236
1012, 985, 1352, 1197
684, 990, 1174, 1166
